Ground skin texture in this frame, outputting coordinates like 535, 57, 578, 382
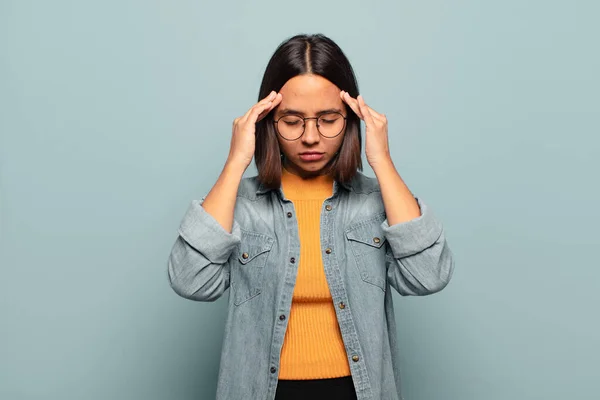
274, 74, 346, 178
202, 90, 282, 233
339, 90, 421, 225
202, 73, 423, 235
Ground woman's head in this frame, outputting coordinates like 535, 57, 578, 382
255, 34, 362, 188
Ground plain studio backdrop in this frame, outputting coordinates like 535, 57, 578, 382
1, 1, 598, 399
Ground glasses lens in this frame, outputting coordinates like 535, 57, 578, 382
317, 113, 345, 137
278, 115, 304, 140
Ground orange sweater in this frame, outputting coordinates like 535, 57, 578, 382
278, 167, 351, 380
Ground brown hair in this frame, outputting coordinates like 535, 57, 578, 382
255, 34, 363, 190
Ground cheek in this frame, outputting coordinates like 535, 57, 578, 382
333, 134, 346, 151
277, 139, 293, 155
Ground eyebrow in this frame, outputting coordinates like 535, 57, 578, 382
278, 107, 344, 116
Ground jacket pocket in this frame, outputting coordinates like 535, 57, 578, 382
231, 229, 274, 306
345, 213, 388, 291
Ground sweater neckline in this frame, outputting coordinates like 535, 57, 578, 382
281, 167, 334, 200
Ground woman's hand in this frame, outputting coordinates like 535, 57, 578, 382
228, 91, 283, 168
341, 91, 391, 167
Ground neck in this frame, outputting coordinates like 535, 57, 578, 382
281, 166, 334, 200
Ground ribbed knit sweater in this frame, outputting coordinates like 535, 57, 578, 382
278, 167, 351, 380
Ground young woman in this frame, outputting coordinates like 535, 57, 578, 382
168, 34, 454, 400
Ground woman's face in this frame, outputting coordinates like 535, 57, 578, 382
274, 74, 346, 178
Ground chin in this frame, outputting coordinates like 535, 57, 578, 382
298, 161, 331, 175
299, 159, 327, 168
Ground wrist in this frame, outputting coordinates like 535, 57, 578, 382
226, 154, 250, 172
370, 155, 394, 174
224, 160, 247, 174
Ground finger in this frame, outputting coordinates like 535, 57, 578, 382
248, 100, 274, 124
257, 93, 282, 122
357, 95, 376, 126
259, 90, 277, 103
342, 91, 362, 118
241, 100, 270, 122
240, 102, 270, 125
367, 106, 386, 124
365, 104, 385, 121
341, 91, 364, 119
242, 91, 277, 120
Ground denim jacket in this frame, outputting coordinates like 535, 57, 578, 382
167, 170, 454, 400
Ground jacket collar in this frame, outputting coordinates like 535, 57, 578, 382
256, 175, 353, 196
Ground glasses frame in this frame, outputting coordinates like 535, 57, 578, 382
273, 112, 347, 141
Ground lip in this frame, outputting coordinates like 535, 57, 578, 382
299, 152, 325, 161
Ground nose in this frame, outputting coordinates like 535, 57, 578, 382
302, 119, 320, 144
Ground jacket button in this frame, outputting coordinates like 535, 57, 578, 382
373, 237, 381, 244
242, 252, 249, 259
290, 257, 295, 264
325, 205, 332, 211
279, 314, 286, 321
287, 212, 292, 218
325, 248, 332, 254
352, 355, 359, 362
339, 302, 346, 309
270, 367, 277, 373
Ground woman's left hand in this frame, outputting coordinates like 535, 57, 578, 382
341, 91, 391, 167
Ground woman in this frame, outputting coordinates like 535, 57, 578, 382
168, 34, 454, 400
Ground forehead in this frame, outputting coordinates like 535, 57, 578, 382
278, 74, 342, 113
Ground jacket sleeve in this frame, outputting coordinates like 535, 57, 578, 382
382, 198, 454, 296
167, 197, 242, 301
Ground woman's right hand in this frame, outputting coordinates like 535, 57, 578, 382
227, 91, 283, 169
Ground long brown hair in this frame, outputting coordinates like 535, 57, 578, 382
255, 34, 363, 190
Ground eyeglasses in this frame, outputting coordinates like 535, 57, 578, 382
273, 112, 347, 141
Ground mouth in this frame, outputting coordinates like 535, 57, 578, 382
299, 152, 325, 162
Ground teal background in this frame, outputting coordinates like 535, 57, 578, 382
1, 1, 598, 399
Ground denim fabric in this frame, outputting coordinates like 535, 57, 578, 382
167, 171, 454, 400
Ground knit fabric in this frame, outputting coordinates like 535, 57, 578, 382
278, 167, 351, 380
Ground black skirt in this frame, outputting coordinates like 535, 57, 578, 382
275, 376, 357, 400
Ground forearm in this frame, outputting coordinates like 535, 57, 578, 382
201, 158, 247, 233
372, 157, 421, 226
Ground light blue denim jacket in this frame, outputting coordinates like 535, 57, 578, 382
167, 171, 454, 400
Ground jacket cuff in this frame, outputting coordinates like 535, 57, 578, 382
178, 199, 242, 264
380, 198, 443, 259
